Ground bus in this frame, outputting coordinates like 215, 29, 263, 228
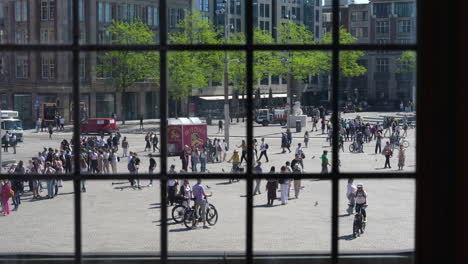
1, 110, 23, 142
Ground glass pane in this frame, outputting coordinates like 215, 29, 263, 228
253, 0, 331, 45
168, 179, 245, 254
253, 50, 333, 174
0, 0, 69, 44
84, 0, 160, 44
166, 51, 246, 174
338, 51, 416, 173
168, 0, 245, 45
343, 0, 416, 44
82, 51, 161, 175
254, 177, 331, 254
82, 180, 159, 252
339, 179, 415, 256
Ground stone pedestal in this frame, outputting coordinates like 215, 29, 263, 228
287, 115, 308, 128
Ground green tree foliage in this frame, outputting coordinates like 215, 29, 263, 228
168, 10, 223, 105
396, 51, 416, 73
95, 19, 159, 121
321, 28, 367, 78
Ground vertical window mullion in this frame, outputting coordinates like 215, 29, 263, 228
331, 0, 340, 264
159, 1, 168, 263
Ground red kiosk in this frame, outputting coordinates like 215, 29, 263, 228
167, 117, 207, 155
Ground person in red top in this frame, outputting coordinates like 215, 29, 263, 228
0, 180, 13, 216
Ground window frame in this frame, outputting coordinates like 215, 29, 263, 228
1, 0, 448, 264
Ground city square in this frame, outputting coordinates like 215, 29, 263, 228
0, 111, 415, 254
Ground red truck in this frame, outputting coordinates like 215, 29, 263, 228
80, 118, 118, 135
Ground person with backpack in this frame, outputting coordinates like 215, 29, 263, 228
353, 184, 368, 222
0, 180, 13, 216
144, 132, 151, 152
257, 138, 269, 162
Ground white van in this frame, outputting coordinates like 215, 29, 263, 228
1, 110, 23, 142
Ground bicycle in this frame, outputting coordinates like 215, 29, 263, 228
389, 136, 410, 151
171, 196, 191, 224
349, 141, 363, 153
183, 197, 218, 229
353, 205, 367, 238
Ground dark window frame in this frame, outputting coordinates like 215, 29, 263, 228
2, 0, 459, 264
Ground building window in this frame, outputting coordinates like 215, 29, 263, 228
79, 0, 85, 21
351, 11, 368, 22
15, 0, 28, 22
398, 20, 412, 33
265, 4, 270, 18
98, 2, 104, 23
105, 3, 111, 23
376, 58, 389, 72
376, 21, 389, 34
15, 31, 27, 44
281, 6, 286, 19
351, 27, 368, 38
198, 0, 209, 12
41, 0, 55, 21
236, 0, 241, 15
316, 0, 320, 6
41, 56, 56, 80
169, 8, 176, 28
373, 3, 391, 18
265, 21, 270, 31
79, 57, 86, 80
395, 2, 416, 17
398, 39, 410, 44
271, 75, 279, 84
236, 18, 241, 32
0, 4, 4, 25
154, 7, 159, 26
315, 9, 319, 22
260, 4, 264, 17
315, 25, 320, 38
147, 7, 153, 26
230, 0, 235, 14
40, 29, 54, 43
16, 56, 29, 79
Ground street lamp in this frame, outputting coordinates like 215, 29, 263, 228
217, 0, 234, 149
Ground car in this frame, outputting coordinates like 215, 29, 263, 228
80, 118, 118, 135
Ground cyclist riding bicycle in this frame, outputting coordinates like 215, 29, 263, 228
353, 184, 368, 222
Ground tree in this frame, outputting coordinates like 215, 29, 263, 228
95, 20, 159, 124
396, 51, 416, 73
321, 28, 367, 102
168, 10, 223, 116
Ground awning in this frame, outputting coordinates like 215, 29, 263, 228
199, 96, 233, 100
199, 93, 287, 100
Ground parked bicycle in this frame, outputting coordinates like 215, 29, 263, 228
349, 141, 363, 153
389, 135, 409, 151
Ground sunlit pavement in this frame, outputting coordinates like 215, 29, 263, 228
0, 112, 415, 254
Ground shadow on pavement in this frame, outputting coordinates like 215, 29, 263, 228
253, 204, 281, 208
338, 234, 356, 241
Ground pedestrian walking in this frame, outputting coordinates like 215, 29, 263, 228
121, 137, 129, 157
237, 140, 248, 164
191, 147, 200, 172
139, 115, 144, 130
266, 178, 278, 206
148, 157, 156, 186
286, 129, 292, 146
253, 162, 263, 195
200, 147, 207, 172
383, 142, 393, 169
152, 134, 159, 152
2, 133, 9, 152
375, 131, 383, 154
304, 131, 309, 148
10, 134, 17, 154
398, 145, 405, 170
279, 166, 290, 205
321, 150, 330, 174
0, 180, 13, 216
36, 118, 41, 133
218, 120, 223, 133
292, 164, 302, 199
48, 124, 53, 139
109, 149, 119, 174
257, 138, 269, 162
144, 132, 151, 151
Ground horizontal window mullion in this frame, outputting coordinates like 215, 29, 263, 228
0, 44, 418, 52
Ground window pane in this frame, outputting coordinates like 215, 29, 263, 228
168, 179, 245, 254
254, 50, 333, 174
0, 53, 74, 253
339, 179, 415, 257
83, 51, 161, 175
84, 0, 160, 44
343, 0, 416, 44
167, 51, 246, 174
169, 0, 245, 45
82, 180, 159, 252
254, 178, 331, 255
254, 0, 326, 44
338, 51, 416, 173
